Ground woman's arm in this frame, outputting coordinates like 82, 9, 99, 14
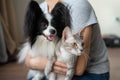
25, 54, 48, 70
75, 25, 92, 76
25, 53, 67, 74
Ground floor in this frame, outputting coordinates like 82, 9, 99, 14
0, 48, 120, 80
109, 48, 120, 80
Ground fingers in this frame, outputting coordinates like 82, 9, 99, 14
52, 61, 67, 75
54, 61, 67, 68
53, 66, 67, 75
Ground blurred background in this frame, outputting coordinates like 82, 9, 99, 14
0, 0, 120, 80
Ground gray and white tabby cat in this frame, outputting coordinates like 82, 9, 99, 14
55, 27, 83, 80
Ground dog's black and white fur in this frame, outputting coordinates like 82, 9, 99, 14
18, 0, 71, 80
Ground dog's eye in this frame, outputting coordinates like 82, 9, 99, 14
44, 24, 47, 28
41, 23, 47, 29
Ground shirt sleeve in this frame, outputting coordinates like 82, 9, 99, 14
69, 0, 98, 32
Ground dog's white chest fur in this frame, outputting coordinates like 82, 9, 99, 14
18, 36, 56, 63
32, 36, 56, 57
18, 35, 57, 80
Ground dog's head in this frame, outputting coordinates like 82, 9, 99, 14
24, 0, 71, 46
24, 0, 56, 45
62, 27, 83, 56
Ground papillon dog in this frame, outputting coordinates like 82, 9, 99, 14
18, 0, 71, 80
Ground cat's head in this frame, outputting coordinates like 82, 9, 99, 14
62, 27, 83, 56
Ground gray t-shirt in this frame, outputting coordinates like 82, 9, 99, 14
40, 0, 109, 74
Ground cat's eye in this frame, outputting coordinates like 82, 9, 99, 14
44, 24, 48, 29
72, 42, 77, 47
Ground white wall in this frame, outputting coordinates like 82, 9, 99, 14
88, 0, 120, 37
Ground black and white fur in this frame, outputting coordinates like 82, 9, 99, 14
18, 0, 71, 80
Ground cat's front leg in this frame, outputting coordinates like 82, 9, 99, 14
64, 65, 75, 80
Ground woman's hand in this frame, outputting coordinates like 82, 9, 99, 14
25, 54, 83, 76
52, 61, 67, 75
25, 54, 48, 70
25, 54, 34, 69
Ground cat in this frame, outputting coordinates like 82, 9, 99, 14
55, 27, 83, 80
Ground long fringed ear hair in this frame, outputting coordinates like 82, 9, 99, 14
24, 0, 44, 45
51, 2, 71, 38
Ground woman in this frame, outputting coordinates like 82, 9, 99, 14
26, 0, 110, 80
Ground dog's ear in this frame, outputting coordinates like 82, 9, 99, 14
24, 0, 43, 37
24, 0, 44, 45
62, 27, 73, 43
51, 2, 71, 27
51, 2, 71, 38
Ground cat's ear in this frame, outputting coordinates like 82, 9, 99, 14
62, 26, 73, 42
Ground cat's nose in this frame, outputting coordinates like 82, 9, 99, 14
81, 48, 84, 52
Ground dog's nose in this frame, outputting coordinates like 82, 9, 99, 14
50, 29, 56, 34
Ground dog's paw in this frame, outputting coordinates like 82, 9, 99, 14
32, 77, 40, 80
45, 66, 52, 76
32, 73, 43, 80
45, 60, 54, 76
46, 72, 56, 80
64, 77, 70, 80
